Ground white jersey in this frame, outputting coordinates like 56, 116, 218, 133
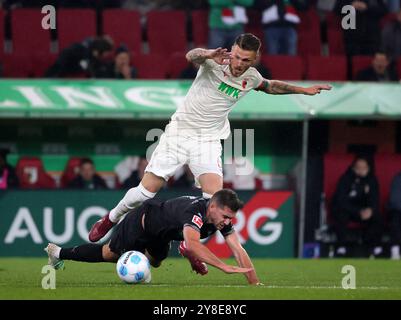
166, 59, 265, 141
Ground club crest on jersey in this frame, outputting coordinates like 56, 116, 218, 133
192, 215, 203, 229
242, 79, 248, 89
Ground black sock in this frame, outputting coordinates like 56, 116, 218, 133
60, 244, 105, 262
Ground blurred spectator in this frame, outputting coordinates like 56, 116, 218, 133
121, 0, 172, 13
58, 0, 121, 8
58, 0, 94, 7
113, 46, 137, 79
2, 0, 57, 9
385, 0, 400, 12
0, 149, 19, 189
223, 156, 261, 190
317, 0, 336, 12
388, 171, 401, 259
169, 165, 196, 188
335, 0, 388, 57
208, 0, 254, 48
331, 156, 383, 257
68, 158, 108, 190
45, 36, 114, 78
122, 156, 148, 189
356, 51, 399, 81
255, 0, 308, 55
381, 9, 401, 61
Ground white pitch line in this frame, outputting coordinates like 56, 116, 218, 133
142, 284, 393, 290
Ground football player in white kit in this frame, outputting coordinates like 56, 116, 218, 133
89, 34, 331, 273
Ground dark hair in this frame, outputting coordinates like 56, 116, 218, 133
234, 33, 261, 52
80, 157, 94, 167
374, 51, 390, 61
211, 189, 244, 212
90, 37, 113, 55
116, 45, 129, 55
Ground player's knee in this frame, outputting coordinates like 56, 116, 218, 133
141, 172, 165, 193
102, 244, 119, 262
198, 173, 223, 195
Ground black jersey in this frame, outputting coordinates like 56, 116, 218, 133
142, 196, 234, 242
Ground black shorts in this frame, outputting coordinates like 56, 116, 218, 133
109, 207, 170, 262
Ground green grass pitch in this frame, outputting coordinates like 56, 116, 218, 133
0, 258, 401, 299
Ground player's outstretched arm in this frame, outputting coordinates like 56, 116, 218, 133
186, 47, 232, 65
225, 232, 262, 285
256, 79, 332, 96
183, 227, 253, 274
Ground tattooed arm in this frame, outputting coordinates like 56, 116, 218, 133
185, 47, 232, 65
256, 79, 332, 95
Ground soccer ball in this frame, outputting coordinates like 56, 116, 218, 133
116, 250, 151, 284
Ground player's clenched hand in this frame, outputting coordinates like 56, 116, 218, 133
221, 265, 254, 274
303, 84, 332, 96
207, 47, 232, 65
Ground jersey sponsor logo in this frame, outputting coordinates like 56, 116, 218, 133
217, 82, 241, 99
192, 215, 203, 229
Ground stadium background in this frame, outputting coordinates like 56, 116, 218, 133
0, 0, 401, 263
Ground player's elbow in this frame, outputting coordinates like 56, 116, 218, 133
185, 240, 200, 256
185, 52, 192, 63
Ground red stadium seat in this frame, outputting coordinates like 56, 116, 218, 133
0, 10, 4, 57
297, 30, 321, 56
327, 29, 345, 55
191, 10, 208, 47
11, 9, 52, 54
261, 55, 304, 80
57, 9, 96, 51
244, 10, 264, 51
397, 57, 401, 80
297, 8, 321, 56
168, 52, 191, 78
60, 157, 82, 188
325, 12, 342, 30
323, 153, 355, 223
306, 55, 347, 81
0, 54, 32, 77
131, 54, 168, 79
146, 10, 187, 54
298, 8, 320, 34
103, 9, 142, 54
16, 157, 56, 189
352, 55, 373, 80
31, 52, 58, 77
374, 154, 401, 221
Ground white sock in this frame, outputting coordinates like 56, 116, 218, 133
373, 246, 383, 256
109, 183, 156, 223
202, 192, 213, 199
391, 245, 400, 259
336, 246, 346, 255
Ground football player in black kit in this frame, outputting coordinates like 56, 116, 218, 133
45, 189, 262, 285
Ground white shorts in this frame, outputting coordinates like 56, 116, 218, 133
145, 133, 223, 186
